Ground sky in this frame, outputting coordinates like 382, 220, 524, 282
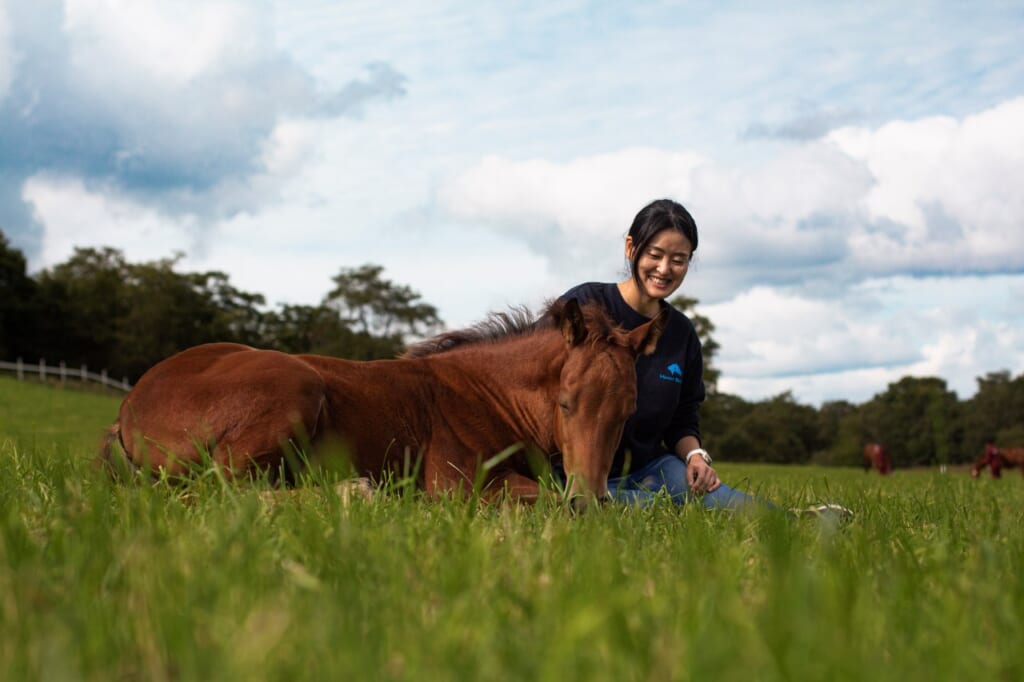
1, 0, 1023, 407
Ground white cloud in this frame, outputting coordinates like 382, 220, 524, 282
23, 174, 200, 269
20, 114, 331, 279
716, 323, 1024, 407
57, 0, 311, 173
20, 154, 556, 328
63, 0, 252, 87
719, 366, 901, 407
686, 143, 872, 271
258, 118, 322, 177
710, 276, 1024, 405
831, 97, 1024, 272
441, 147, 707, 241
441, 98, 1024, 297
704, 286, 918, 378
438, 148, 710, 292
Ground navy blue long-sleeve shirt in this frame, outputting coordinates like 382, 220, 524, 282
559, 282, 706, 477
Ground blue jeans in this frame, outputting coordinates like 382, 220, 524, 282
607, 454, 765, 510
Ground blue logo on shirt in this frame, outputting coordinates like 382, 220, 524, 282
659, 363, 683, 383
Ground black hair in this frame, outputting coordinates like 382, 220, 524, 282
626, 198, 698, 289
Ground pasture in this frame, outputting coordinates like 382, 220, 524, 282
1, 375, 1022, 681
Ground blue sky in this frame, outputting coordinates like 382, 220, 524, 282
1, 0, 1023, 406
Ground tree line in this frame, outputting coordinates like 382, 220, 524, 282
679, 289, 1023, 467
2, 228, 1021, 468
0, 230, 441, 383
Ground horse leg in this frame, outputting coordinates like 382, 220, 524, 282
481, 471, 541, 504
421, 457, 541, 504
95, 420, 141, 481
207, 395, 326, 482
119, 390, 326, 481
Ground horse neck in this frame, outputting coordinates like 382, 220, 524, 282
431, 330, 565, 447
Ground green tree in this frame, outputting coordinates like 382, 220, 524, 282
714, 391, 821, 463
194, 270, 267, 346
34, 247, 131, 374
0, 229, 39, 360
115, 256, 208, 379
324, 264, 442, 359
960, 370, 1024, 458
860, 376, 960, 467
811, 400, 862, 466
112, 258, 267, 380
669, 294, 720, 393
34, 248, 270, 381
701, 392, 752, 456
816, 400, 858, 449
261, 304, 351, 355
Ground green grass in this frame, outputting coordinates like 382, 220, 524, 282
2, 376, 1023, 681
0, 375, 122, 454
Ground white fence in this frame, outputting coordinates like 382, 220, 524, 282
0, 358, 132, 392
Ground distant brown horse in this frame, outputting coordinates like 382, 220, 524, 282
971, 443, 1024, 479
100, 299, 667, 505
863, 443, 892, 475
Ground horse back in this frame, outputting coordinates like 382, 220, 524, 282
296, 350, 547, 490
293, 354, 443, 476
999, 447, 1024, 466
118, 343, 328, 475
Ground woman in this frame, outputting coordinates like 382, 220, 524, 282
558, 198, 847, 516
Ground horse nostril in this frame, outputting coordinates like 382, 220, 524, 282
570, 494, 595, 514
569, 493, 611, 513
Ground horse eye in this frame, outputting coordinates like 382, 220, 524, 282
558, 399, 571, 413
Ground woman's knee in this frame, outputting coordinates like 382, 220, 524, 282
639, 455, 689, 497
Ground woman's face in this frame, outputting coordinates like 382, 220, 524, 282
627, 229, 692, 300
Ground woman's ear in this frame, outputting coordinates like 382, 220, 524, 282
624, 236, 635, 261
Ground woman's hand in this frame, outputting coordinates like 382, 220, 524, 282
686, 456, 722, 494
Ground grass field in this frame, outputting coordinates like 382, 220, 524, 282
2, 375, 1023, 681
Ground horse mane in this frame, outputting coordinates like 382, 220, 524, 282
400, 298, 623, 359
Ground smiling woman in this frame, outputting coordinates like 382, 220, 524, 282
554, 199, 736, 505
553, 198, 850, 518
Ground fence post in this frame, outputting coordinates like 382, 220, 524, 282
1, 357, 130, 392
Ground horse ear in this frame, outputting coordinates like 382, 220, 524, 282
561, 298, 587, 347
629, 307, 669, 356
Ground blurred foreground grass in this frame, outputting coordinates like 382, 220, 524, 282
1, 377, 1022, 681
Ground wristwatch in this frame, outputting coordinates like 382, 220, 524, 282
684, 447, 712, 465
